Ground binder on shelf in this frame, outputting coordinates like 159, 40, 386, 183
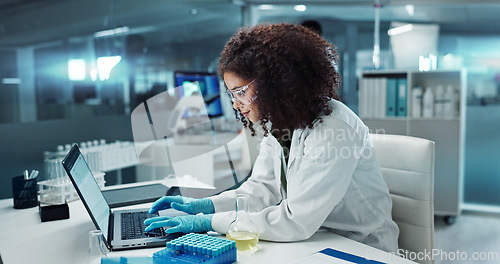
366, 78, 375, 118
377, 78, 387, 118
358, 78, 367, 118
369, 77, 387, 118
396, 78, 407, 117
361, 78, 375, 118
372, 78, 379, 118
369, 78, 377, 117
386, 78, 397, 117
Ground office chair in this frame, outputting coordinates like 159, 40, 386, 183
370, 134, 435, 264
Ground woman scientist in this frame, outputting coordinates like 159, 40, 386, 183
144, 23, 399, 253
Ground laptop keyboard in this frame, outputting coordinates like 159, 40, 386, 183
121, 211, 165, 240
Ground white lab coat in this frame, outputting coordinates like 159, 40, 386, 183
209, 100, 399, 253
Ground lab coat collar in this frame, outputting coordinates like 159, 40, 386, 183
268, 127, 305, 177
287, 128, 305, 171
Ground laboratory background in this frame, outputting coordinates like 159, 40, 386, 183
0, 0, 500, 263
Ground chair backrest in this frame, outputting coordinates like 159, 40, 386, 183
370, 134, 435, 264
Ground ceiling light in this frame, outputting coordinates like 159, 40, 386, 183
94, 26, 129, 38
387, 24, 414, 36
294, 5, 306, 12
97, 56, 121, 81
68, 59, 86, 81
405, 4, 415, 17
191, 9, 198, 15
259, 4, 274, 10
2, 78, 21, 84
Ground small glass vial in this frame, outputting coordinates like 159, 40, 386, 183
226, 194, 259, 252
86, 230, 107, 264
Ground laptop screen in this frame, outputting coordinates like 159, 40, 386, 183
63, 145, 111, 242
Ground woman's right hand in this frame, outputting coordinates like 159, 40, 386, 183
148, 195, 215, 215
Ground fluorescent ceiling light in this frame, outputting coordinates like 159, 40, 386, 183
94, 26, 129, 38
259, 4, 274, 10
405, 4, 415, 16
2, 78, 21, 84
294, 5, 307, 12
90, 69, 98, 82
387, 24, 414, 36
68, 59, 86, 81
97, 56, 121, 81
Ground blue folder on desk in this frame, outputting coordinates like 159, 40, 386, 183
319, 248, 386, 263
292, 248, 386, 264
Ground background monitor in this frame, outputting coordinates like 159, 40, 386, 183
73, 83, 97, 103
173, 71, 223, 117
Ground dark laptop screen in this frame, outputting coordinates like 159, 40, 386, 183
63, 145, 111, 241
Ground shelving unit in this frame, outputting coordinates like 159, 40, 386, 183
359, 69, 467, 224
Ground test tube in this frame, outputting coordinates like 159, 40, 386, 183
44, 159, 52, 183
86, 152, 93, 173
89, 151, 102, 173
95, 151, 103, 172
54, 159, 65, 185
50, 159, 57, 184
52, 160, 57, 185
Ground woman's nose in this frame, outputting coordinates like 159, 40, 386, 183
232, 101, 241, 110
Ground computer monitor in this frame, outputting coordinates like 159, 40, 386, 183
173, 71, 223, 117
73, 83, 97, 103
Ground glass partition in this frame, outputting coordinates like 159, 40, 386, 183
0, 0, 241, 124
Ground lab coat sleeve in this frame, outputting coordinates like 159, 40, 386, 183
209, 136, 282, 213
212, 120, 366, 241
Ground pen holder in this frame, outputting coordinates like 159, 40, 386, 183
12, 175, 39, 209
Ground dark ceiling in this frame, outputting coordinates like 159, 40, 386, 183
1, 0, 499, 48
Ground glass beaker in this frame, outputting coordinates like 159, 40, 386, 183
226, 194, 259, 252
86, 230, 107, 264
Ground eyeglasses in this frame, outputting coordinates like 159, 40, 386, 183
225, 79, 257, 105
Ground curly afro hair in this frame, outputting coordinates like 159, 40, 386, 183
218, 23, 341, 139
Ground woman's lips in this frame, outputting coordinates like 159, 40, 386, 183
242, 111, 250, 117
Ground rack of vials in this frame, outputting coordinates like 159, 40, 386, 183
38, 140, 139, 204
153, 233, 237, 264
100, 233, 237, 264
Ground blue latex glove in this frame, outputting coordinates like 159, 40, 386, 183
148, 195, 215, 215
144, 214, 213, 233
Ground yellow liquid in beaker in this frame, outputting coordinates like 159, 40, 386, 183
226, 231, 259, 251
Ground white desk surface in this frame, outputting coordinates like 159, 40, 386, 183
0, 198, 415, 264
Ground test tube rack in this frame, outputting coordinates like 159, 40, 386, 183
38, 172, 105, 204
45, 140, 140, 173
153, 233, 237, 264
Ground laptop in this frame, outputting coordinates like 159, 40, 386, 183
102, 183, 170, 208
62, 144, 184, 251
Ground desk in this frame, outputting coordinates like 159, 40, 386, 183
0, 198, 415, 264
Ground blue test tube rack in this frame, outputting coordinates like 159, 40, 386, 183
153, 233, 237, 264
